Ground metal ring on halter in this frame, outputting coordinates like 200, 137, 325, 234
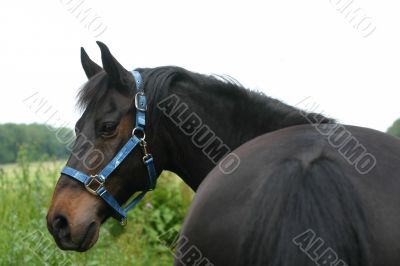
132, 127, 146, 140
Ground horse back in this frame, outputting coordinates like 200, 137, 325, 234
175, 124, 400, 266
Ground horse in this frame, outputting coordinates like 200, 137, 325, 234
46, 42, 400, 265
177, 124, 400, 266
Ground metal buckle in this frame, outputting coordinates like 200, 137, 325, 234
85, 175, 104, 195
135, 92, 147, 112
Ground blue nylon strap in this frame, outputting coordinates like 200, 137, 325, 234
144, 157, 157, 190
124, 191, 148, 212
61, 166, 126, 220
62, 163, 155, 221
131, 70, 142, 90
132, 70, 147, 131
61, 166, 91, 183
98, 136, 141, 179
97, 187, 127, 219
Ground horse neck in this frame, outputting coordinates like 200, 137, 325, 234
147, 72, 329, 190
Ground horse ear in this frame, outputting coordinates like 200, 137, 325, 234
96, 41, 131, 87
81, 47, 102, 79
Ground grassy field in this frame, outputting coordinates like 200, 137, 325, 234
0, 152, 194, 265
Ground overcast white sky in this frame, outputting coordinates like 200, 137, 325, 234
0, 0, 399, 132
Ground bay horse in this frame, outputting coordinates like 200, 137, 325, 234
46, 42, 400, 265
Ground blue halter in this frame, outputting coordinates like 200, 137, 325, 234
61, 70, 157, 226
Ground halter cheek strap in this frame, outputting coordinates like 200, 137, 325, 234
61, 70, 157, 226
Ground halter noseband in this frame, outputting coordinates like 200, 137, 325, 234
61, 70, 157, 226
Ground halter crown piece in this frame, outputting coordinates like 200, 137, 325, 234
61, 70, 157, 226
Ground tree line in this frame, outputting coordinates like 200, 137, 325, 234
0, 123, 74, 164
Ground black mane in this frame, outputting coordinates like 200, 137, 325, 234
77, 66, 334, 132
77, 71, 109, 111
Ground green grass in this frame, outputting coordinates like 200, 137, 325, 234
0, 155, 194, 265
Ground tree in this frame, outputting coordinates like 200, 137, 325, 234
0, 123, 74, 164
387, 119, 400, 138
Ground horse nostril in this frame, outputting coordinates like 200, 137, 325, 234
52, 214, 70, 239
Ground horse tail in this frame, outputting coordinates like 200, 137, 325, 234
240, 157, 370, 266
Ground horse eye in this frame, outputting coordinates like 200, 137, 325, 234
100, 122, 117, 136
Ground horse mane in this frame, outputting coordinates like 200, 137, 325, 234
77, 71, 109, 111
77, 66, 334, 129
